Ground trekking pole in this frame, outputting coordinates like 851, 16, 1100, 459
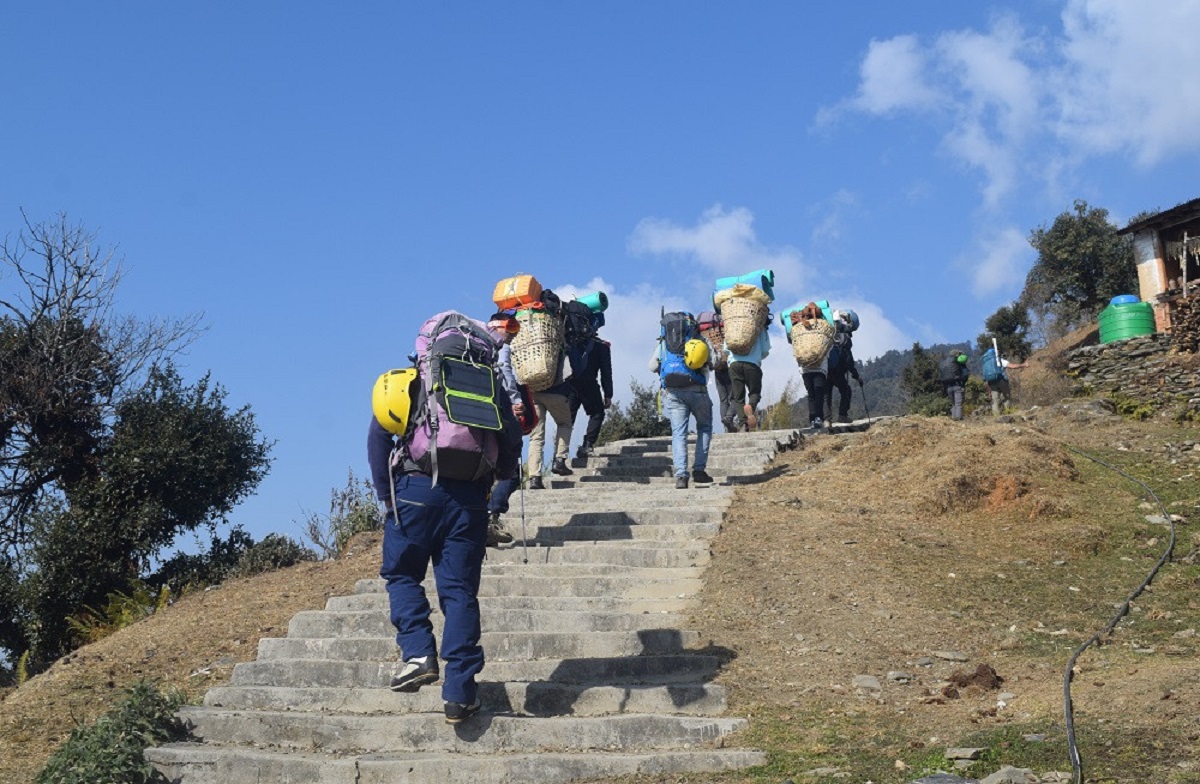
858, 378, 871, 425
519, 476, 529, 565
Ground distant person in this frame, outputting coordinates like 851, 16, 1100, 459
568, 311, 613, 459
369, 311, 523, 726
526, 339, 574, 489
650, 311, 714, 489
938, 351, 970, 421
486, 312, 523, 546
798, 350, 829, 430
988, 355, 1027, 415
698, 311, 736, 433
728, 318, 770, 431
824, 309, 861, 424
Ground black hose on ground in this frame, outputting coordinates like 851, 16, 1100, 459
1059, 444, 1177, 784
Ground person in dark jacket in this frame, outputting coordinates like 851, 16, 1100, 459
568, 313, 614, 459
824, 310, 861, 424
367, 316, 523, 726
938, 351, 970, 421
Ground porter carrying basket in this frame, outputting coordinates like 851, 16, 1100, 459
790, 317, 835, 366
511, 309, 563, 391
721, 296, 768, 354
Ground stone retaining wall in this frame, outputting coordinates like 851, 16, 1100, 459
1066, 333, 1200, 417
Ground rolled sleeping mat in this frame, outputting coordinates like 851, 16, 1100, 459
576, 291, 609, 313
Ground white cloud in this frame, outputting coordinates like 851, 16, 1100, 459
850, 34, 941, 115
1056, 0, 1200, 165
628, 204, 806, 298
962, 226, 1034, 297
826, 4, 1200, 207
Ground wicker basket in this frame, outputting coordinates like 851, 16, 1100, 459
721, 296, 767, 354
511, 310, 563, 391
700, 326, 727, 370
790, 318, 835, 366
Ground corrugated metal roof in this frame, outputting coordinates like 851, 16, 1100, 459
1118, 195, 1200, 235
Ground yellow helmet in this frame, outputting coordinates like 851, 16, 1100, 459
372, 368, 419, 436
683, 338, 709, 370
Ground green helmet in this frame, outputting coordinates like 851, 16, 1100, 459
956, 353, 968, 365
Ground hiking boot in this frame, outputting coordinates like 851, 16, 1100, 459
485, 513, 512, 547
576, 444, 593, 460
837, 414, 851, 424
443, 698, 482, 725
390, 656, 439, 693
721, 416, 737, 433
527, 475, 544, 490
743, 404, 758, 431
810, 418, 824, 431
551, 458, 573, 476
692, 469, 713, 484
675, 475, 689, 489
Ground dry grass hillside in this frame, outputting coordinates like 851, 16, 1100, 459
3, 354, 1200, 782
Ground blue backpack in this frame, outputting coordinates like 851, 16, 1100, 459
658, 310, 705, 388
981, 348, 1004, 383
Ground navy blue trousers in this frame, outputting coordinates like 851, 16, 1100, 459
380, 473, 488, 704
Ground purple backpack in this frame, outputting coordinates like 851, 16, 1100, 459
406, 311, 504, 484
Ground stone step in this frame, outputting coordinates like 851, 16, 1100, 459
530, 521, 721, 543
229, 653, 725, 689
480, 542, 712, 568
145, 745, 767, 784
143, 427, 795, 784
256, 629, 703, 662
174, 708, 751, 755
203, 679, 729, 716
514, 488, 734, 510
570, 452, 777, 473
497, 507, 727, 525
352, 574, 704, 599
288, 608, 691, 638
325, 592, 697, 614
473, 562, 704, 578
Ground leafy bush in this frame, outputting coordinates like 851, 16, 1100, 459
151, 526, 255, 592
762, 378, 800, 430
35, 680, 187, 784
228, 534, 316, 578
598, 378, 671, 444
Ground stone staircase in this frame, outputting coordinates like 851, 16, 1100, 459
146, 429, 799, 783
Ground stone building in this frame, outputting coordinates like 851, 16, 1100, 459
1118, 197, 1200, 333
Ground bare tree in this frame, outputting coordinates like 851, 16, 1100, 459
0, 212, 204, 558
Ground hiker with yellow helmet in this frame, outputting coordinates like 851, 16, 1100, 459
649, 310, 715, 489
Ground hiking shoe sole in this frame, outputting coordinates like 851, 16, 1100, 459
444, 699, 482, 724
743, 404, 757, 430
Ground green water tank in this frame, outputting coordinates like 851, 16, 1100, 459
1098, 300, 1155, 344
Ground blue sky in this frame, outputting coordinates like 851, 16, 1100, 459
4, 1, 1200, 547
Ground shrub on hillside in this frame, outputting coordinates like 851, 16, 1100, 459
228, 534, 316, 579
35, 680, 186, 784
152, 526, 256, 592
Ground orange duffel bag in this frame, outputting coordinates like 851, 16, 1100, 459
493, 274, 543, 311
